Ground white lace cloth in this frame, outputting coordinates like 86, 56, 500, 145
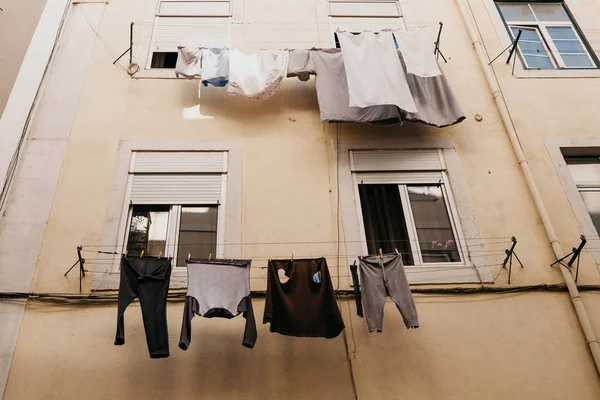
226, 49, 289, 100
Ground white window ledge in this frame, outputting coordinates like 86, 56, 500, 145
513, 66, 600, 79
133, 68, 181, 79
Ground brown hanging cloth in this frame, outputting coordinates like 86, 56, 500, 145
263, 257, 345, 338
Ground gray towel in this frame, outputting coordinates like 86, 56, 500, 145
308, 49, 401, 123
399, 51, 466, 128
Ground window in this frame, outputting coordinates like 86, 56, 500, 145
351, 150, 466, 266
147, 0, 232, 69
496, 2, 597, 69
328, 0, 404, 41
123, 152, 227, 266
565, 156, 600, 234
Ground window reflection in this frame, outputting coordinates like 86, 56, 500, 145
407, 186, 460, 263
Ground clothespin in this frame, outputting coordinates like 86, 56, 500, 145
378, 248, 383, 259
140, 249, 145, 258
291, 253, 294, 262
124, 250, 128, 257
208, 253, 212, 261
231, 256, 234, 262
158, 251, 162, 259
187, 253, 191, 261
394, 248, 399, 255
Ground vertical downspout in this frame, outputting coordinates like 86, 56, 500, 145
454, 0, 600, 375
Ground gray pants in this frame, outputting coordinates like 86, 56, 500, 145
358, 254, 419, 332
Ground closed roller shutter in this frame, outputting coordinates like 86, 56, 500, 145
130, 174, 224, 204
150, 17, 230, 52
331, 16, 404, 32
129, 151, 226, 205
132, 152, 227, 173
351, 149, 443, 172
356, 171, 442, 184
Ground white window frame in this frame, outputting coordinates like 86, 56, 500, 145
338, 139, 493, 285
92, 142, 243, 290
351, 151, 469, 268
498, 2, 597, 70
119, 152, 228, 271
143, 0, 232, 71
546, 139, 600, 275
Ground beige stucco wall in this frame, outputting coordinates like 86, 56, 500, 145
5, 294, 600, 400
0, 0, 48, 118
3, 0, 600, 398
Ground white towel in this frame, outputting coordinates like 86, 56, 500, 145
394, 29, 442, 77
175, 47, 202, 79
226, 49, 289, 100
201, 48, 229, 84
338, 31, 417, 113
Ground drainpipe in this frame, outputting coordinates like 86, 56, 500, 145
454, 0, 600, 375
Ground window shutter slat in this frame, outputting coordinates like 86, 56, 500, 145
132, 152, 227, 173
356, 171, 442, 184
351, 150, 443, 172
151, 17, 230, 52
130, 175, 223, 204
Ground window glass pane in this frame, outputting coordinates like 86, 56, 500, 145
127, 205, 170, 256
552, 40, 585, 54
498, 4, 535, 21
523, 55, 553, 68
579, 191, 600, 235
511, 27, 541, 41
407, 186, 460, 263
547, 26, 577, 40
177, 206, 218, 266
519, 40, 548, 55
358, 185, 414, 265
531, 4, 569, 21
561, 54, 593, 68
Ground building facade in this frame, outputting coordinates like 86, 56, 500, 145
1, 0, 600, 398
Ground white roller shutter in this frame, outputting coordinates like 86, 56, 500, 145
356, 171, 442, 184
130, 175, 224, 204
331, 16, 404, 32
131, 152, 227, 173
129, 151, 226, 205
150, 17, 230, 52
158, 1, 231, 17
351, 150, 443, 172
329, 1, 401, 17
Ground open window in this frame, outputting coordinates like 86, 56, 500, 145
351, 149, 467, 266
496, 2, 597, 69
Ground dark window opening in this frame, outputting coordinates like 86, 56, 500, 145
151, 52, 178, 69
359, 184, 414, 265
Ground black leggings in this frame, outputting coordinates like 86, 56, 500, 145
114, 256, 172, 358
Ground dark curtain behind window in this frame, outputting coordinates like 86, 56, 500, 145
358, 184, 414, 265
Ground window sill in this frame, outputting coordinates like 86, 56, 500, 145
514, 67, 600, 79
132, 69, 181, 79
405, 264, 493, 284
